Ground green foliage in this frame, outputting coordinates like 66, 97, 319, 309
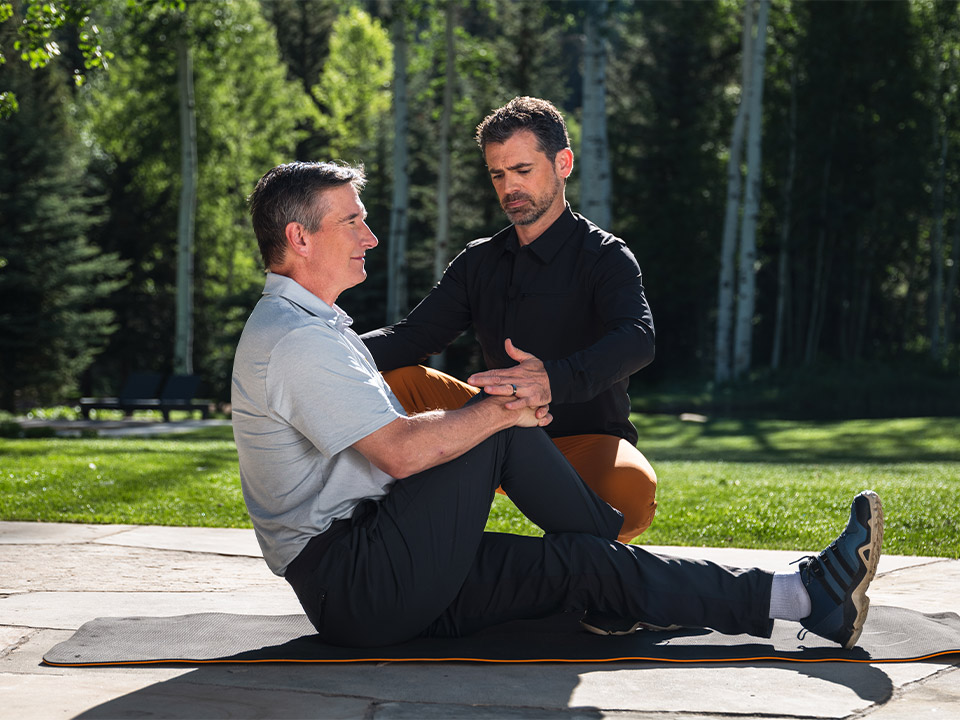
0, 49, 127, 411
312, 6, 391, 163
81, 0, 312, 398
4, 0, 960, 410
260, 0, 338, 160
0, 0, 113, 116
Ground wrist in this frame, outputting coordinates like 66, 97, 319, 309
479, 395, 523, 430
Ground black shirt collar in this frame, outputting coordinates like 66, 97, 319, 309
505, 204, 578, 264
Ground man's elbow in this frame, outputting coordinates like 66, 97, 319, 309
375, 445, 451, 480
634, 326, 655, 369
373, 445, 429, 479
375, 456, 415, 479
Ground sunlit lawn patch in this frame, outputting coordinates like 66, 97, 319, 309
1, 416, 957, 557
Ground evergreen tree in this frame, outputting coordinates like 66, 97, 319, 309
82, 0, 310, 400
0, 54, 126, 410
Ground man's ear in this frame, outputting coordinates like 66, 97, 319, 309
556, 148, 574, 180
284, 221, 310, 258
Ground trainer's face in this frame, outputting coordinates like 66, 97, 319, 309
484, 130, 571, 238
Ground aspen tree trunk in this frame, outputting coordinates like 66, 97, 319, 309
580, 2, 611, 230
804, 116, 837, 366
732, 0, 769, 379
430, 0, 456, 371
387, 7, 409, 324
174, 35, 197, 376
714, 2, 755, 384
433, 0, 455, 286
853, 227, 873, 361
771, 61, 797, 371
930, 112, 948, 360
943, 213, 960, 351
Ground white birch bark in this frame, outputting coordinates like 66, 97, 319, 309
804, 117, 837, 365
771, 62, 797, 370
580, 2, 611, 230
386, 7, 409, 324
430, 0, 456, 371
174, 35, 197, 376
944, 211, 960, 350
433, 0, 455, 286
931, 86, 948, 359
732, 0, 769, 379
715, 2, 755, 383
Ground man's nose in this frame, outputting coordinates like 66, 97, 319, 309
363, 222, 378, 248
504, 173, 521, 194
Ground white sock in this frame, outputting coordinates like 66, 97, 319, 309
768, 570, 812, 621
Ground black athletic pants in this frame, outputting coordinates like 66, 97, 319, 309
285, 425, 775, 647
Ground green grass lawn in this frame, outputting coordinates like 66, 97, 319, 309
1, 416, 957, 557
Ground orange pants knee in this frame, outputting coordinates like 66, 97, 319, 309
551, 434, 657, 543
381, 365, 657, 543
383, 365, 480, 414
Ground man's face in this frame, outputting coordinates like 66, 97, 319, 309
304, 183, 378, 301
484, 129, 566, 228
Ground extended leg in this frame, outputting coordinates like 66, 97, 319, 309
426, 531, 774, 640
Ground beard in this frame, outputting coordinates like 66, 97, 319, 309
500, 175, 564, 226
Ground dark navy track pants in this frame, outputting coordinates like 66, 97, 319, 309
285, 425, 774, 647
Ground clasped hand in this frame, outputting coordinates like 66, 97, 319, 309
468, 339, 552, 424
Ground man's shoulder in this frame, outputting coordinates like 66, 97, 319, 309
572, 212, 638, 264
238, 295, 336, 359
464, 224, 512, 252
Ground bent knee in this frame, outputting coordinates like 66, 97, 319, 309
618, 498, 657, 543
606, 464, 658, 543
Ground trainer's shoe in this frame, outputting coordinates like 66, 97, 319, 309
798, 490, 883, 649
580, 611, 682, 636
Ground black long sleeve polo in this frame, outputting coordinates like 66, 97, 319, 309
361, 207, 655, 444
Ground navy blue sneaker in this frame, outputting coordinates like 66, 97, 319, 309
580, 612, 681, 636
798, 490, 883, 649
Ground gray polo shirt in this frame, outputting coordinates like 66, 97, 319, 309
231, 272, 405, 575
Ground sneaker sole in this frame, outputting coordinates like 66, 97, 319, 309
844, 490, 884, 649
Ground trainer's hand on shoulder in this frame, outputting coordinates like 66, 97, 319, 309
468, 339, 552, 411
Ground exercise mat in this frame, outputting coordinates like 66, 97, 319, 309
43, 605, 960, 666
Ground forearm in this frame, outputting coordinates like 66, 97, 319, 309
396, 401, 514, 476
361, 260, 472, 370
545, 322, 655, 404
354, 395, 539, 479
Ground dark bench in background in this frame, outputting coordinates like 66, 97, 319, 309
79, 373, 211, 421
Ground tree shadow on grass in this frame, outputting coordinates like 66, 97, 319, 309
638, 415, 960, 464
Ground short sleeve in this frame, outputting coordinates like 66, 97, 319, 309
266, 325, 403, 457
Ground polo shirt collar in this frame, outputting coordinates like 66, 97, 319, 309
263, 272, 354, 332
506, 204, 578, 264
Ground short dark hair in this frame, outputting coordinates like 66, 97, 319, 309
248, 161, 366, 269
475, 96, 571, 159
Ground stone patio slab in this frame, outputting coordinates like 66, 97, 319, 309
0, 590, 301, 630
2, 520, 957, 720
94, 524, 262, 557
